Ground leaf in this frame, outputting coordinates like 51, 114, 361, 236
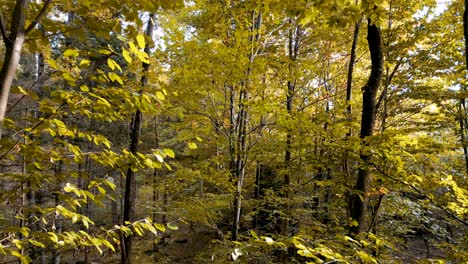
108, 72, 123, 85
64, 183, 74, 193
48, 232, 58, 243
167, 223, 179, 230
154, 154, 164, 163
79, 59, 90, 67
249, 230, 259, 239
107, 58, 115, 70
187, 142, 197, 149
164, 148, 175, 158
357, 251, 378, 264
155, 223, 166, 232
122, 49, 132, 63
137, 34, 146, 49
129, 42, 139, 54
80, 85, 89, 92
98, 49, 112, 55
63, 49, 79, 57
156, 91, 165, 100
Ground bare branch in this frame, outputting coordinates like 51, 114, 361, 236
25, 0, 52, 34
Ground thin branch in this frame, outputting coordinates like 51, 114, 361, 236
25, 0, 53, 34
365, 160, 468, 227
26, 25, 82, 41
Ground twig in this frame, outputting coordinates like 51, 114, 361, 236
365, 160, 468, 227
25, 0, 53, 34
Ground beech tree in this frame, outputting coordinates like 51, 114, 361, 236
1, 0, 468, 263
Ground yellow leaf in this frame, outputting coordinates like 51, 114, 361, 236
79, 59, 90, 67
155, 223, 166, 232
164, 148, 175, 158
122, 49, 132, 63
188, 142, 197, 149
156, 91, 165, 100
137, 34, 146, 49
63, 49, 79, 57
107, 58, 115, 70
129, 42, 139, 54
98, 49, 112, 55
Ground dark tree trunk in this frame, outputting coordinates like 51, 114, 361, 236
346, 19, 362, 121
460, 0, 468, 175
344, 19, 361, 218
349, 19, 384, 234
281, 22, 301, 237
121, 13, 155, 264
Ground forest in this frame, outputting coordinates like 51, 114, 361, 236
0, 0, 467, 263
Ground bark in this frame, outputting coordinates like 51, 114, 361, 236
349, 19, 384, 234
52, 161, 63, 264
0, 0, 51, 133
344, 20, 361, 218
461, 0, 468, 174
345, 19, 362, 121
121, 13, 155, 264
0, 0, 30, 130
231, 11, 262, 242
281, 22, 301, 239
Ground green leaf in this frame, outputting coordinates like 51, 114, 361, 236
167, 223, 179, 230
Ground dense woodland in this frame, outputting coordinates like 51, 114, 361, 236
0, 0, 467, 263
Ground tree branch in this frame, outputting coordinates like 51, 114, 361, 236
365, 160, 468, 227
0, 10, 12, 45
25, 0, 52, 34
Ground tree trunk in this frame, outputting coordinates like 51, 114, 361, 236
121, 13, 155, 264
281, 22, 301, 239
0, 0, 30, 130
349, 18, 384, 234
461, 0, 468, 174
231, 11, 262, 241
345, 18, 362, 122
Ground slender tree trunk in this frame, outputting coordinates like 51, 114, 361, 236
121, 13, 155, 264
52, 161, 63, 264
231, 11, 262, 241
281, 22, 301, 238
344, 20, 361, 220
231, 87, 248, 241
0, 0, 30, 130
346, 19, 362, 123
349, 18, 384, 234
461, 0, 468, 174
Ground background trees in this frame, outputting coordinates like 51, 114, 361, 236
0, 0, 467, 263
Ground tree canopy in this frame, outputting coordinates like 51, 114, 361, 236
0, 0, 467, 263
